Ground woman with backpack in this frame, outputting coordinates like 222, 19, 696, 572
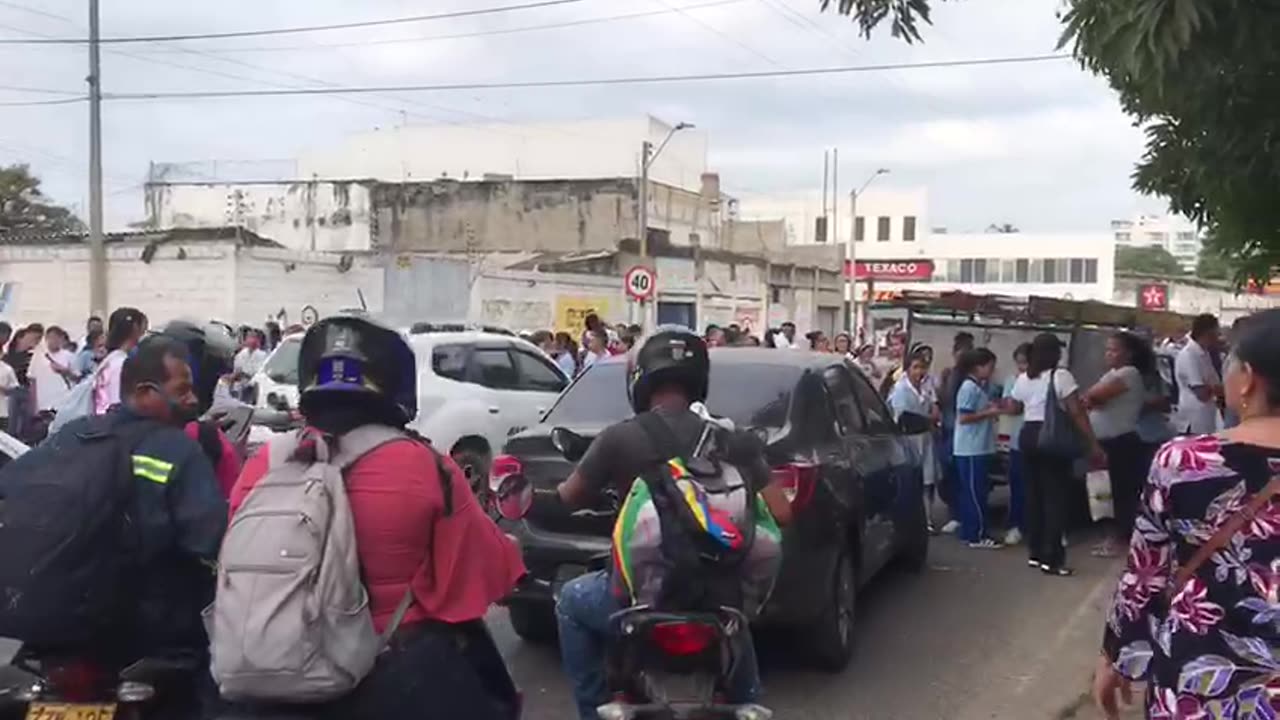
223, 314, 524, 719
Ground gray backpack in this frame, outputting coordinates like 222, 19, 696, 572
206, 425, 417, 703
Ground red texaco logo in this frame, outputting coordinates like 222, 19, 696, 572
1139, 283, 1168, 310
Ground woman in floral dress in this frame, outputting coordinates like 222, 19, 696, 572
1094, 309, 1280, 719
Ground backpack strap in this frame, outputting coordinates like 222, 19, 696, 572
1170, 474, 1280, 598
634, 411, 687, 460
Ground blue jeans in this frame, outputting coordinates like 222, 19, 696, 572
953, 454, 992, 543
1007, 450, 1025, 532
555, 570, 762, 720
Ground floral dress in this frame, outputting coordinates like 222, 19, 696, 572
1104, 435, 1280, 718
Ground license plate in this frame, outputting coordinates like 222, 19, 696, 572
25, 704, 117, 720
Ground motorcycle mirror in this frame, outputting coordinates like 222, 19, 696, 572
550, 427, 588, 462
495, 473, 534, 521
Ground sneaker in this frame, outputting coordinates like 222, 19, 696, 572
927, 523, 938, 535
967, 538, 1003, 550
1027, 558, 1042, 569
1041, 565, 1074, 577
941, 520, 961, 534
1003, 528, 1023, 545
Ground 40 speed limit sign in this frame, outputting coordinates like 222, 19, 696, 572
624, 265, 657, 301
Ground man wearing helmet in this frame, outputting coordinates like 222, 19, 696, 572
551, 325, 792, 720
228, 314, 525, 717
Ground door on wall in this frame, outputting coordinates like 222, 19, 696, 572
657, 301, 696, 330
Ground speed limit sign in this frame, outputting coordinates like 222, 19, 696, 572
624, 265, 657, 301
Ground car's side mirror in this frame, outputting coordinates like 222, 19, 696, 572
494, 473, 534, 521
897, 412, 932, 435
550, 426, 590, 462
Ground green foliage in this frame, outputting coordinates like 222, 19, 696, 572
0, 164, 83, 235
1115, 245, 1184, 277
818, 0, 942, 43
1195, 249, 1231, 281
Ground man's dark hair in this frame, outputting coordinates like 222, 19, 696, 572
46, 326, 69, 342
705, 324, 720, 337
1027, 333, 1064, 379
87, 315, 102, 325
121, 336, 188, 395
781, 321, 796, 330
107, 307, 147, 351
1013, 342, 1032, 362
953, 331, 975, 353
1191, 313, 1220, 340
528, 329, 553, 346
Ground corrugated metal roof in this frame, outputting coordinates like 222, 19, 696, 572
0, 226, 283, 247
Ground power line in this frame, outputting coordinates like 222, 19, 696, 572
0, 0, 597, 45
0, 95, 85, 106
102, 54, 1073, 101
653, 0, 778, 67
0, 83, 81, 95
135, 0, 748, 55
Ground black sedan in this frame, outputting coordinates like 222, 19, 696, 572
495, 348, 930, 671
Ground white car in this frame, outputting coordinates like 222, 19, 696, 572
250, 327, 570, 484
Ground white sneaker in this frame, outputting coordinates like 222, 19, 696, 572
941, 520, 961, 534
1003, 528, 1023, 545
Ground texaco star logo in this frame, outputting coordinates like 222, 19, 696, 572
1143, 285, 1166, 309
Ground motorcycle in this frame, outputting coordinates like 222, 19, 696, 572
492, 434, 773, 720
0, 648, 204, 720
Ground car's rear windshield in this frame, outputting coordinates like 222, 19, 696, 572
263, 337, 302, 385
544, 360, 801, 428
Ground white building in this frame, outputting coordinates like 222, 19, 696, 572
853, 230, 1117, 302
748, 187, 928, 247
1111, 213, 1202, 272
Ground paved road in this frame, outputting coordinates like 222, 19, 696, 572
495, 528, 1123, 720
0, 531, 1122, 720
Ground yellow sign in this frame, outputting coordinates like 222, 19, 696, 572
555, 296, 614, 334
26, 703, 117, 720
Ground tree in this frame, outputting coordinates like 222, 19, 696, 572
1195, 247, 1232, 281
822, 0, 1280, 284
1115, 245, 1184, 277
0, 164, 83, 235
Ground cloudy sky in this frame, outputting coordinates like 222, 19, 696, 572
0, 0, 1170, 232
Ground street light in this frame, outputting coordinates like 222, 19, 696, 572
845, 168, 890, 337
639, 121, 695, 259
635, 121, 694, 327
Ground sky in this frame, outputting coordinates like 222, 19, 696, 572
0, 0, 1172, 233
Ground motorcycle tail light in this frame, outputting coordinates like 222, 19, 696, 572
649, 621, 718, 657
771, 462, 819, 511
46, 659, 105, 702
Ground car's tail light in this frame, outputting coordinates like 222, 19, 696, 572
46, 659, 105, 702
649, 621, 718, 657
772, 462, 819, 511
489, 454, 523, 491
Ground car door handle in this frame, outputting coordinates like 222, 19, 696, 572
488, 407, 500, 414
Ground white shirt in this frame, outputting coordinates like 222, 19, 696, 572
1174, 340, 1221, 434
581, 350, 609, 372
234, 348, 269, 379
1010, 368, 1079, 422
33, 348, 76, 411
0, 361, 17, 418
93, 349, 127, 415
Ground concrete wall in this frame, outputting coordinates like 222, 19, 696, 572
145, 181, 375, 252
0, 242, 383, 331
1113, 276, 1280, 324
297, 116, 710, 193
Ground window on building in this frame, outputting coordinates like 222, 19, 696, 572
985, 258, 1000, 283
1042, 259, 1056, 283
854, 216, 865, 242
814, 216, 828, 243
877, 216, 891, 242
946, 259, 962, 283
903, 216, 917, 242
1069, 258, 1084, 284
1177, 231, 1196, 242
972, 259, 987, 283
1015, 259, 1029, 283
1030, 259, 1045, 283
1085, 259, 1098, 284
1146, 232, 1166, 245
1001, 259, 1016, 283
1116, 232, 1132, 243
1055, 258, 1069, 283
960, 258, 975, 283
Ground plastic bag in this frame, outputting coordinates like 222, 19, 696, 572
1087, 469, 1114, 521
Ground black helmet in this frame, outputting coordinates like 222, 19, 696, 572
627, 325, 710, 413
157, 319, 238, 413
297, 314, 417, 424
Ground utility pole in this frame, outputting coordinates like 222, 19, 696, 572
638, 140, 652, 260
845, 168, 890, 336
831, 149, 839, 267
87, 0, 107, 317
